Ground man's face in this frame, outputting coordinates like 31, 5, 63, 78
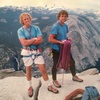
22, 15, 31, 26
59, 14, 67, 23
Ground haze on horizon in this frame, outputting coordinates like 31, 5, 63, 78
0, 0, 100, 10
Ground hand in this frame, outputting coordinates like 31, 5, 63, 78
60, 41, 64, 44
62, 39, 66, 43
34, 38, 38, 40
68, 38, 72, 42
32, 38, 37, 41
32, 38, 37, 43
60, 39, 66, 44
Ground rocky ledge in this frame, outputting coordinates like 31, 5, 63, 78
0, 68, 100, 100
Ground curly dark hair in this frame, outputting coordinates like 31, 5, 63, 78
57, 10, 68, 19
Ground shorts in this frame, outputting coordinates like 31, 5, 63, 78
21, 49, 45, 67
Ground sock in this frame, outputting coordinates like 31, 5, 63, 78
44, 79, 52, 86
28, 80, 32, 88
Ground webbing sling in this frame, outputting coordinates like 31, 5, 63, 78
21, 26, 41, 60
21, 53, 42, 60
56, 40, 71, 71
56, 40, 71, 85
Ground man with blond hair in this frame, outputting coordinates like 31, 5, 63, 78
17, 12, 59, 97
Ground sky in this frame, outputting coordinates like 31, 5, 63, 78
0, 0, 100, 10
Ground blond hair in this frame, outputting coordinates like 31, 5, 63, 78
19, 12, 32, 25
57, 10, 68, 19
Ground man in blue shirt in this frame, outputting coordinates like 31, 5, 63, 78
49, 10, 83, 88
18, 13, 59, 97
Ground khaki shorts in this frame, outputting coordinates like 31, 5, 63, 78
21, 49, 45, 67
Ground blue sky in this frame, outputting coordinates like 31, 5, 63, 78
0, 0, 100, 10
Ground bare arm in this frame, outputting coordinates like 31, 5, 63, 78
48, 34, 63, 44
19, 38, 36, 46
32, 36, 43, 45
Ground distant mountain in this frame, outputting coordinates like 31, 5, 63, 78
66, 14, 100, 71
0, 6, 100, 74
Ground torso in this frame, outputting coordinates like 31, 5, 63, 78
50, 21, 69, 51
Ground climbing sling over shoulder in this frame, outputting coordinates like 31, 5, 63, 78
56, 40, 71, 71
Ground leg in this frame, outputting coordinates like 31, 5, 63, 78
70, 54, 83, 82
52, 49, 60, 80
34, 52, 59, 93
69, 54, 76, 77
26, 65, 33, 97
37, 64, 59, 93
37, 64, 48, 81
52, 49, 61, 88
26, 66, 32, 81
21, 49, 34, 97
